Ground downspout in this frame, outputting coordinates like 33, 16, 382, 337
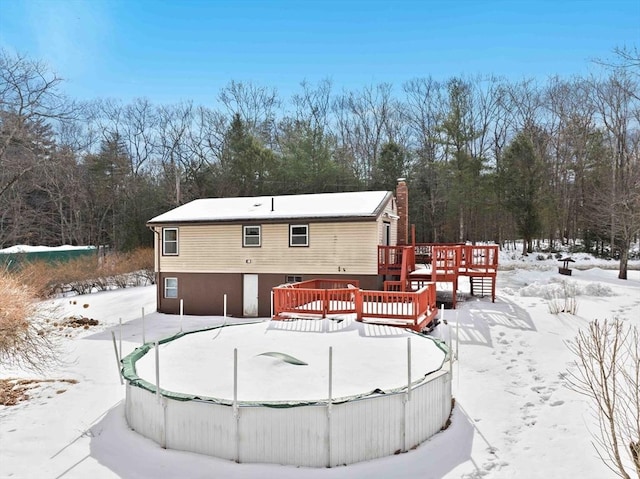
148, 225, 161, 312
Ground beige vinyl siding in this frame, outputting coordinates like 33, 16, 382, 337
157, 221, 379, 275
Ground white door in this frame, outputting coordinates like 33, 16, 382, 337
243, 274, 259, 317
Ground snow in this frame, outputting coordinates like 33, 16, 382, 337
1, 256, 639, 478
146, 190, 391, 224
0, 245, 96, 254
133, 319, 446, 402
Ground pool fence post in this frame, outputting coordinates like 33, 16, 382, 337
155, 341, 160, 403
270, 291, 274, 318
403, 336, 411, 453
407, 337, 412, 401
233, 348, 240, 463
224, 294, 227, 318
327, 346, 333, 468
455, 310, 459, 360
118, 318, 122, 360
180, 299, 184, 333
142, 307, 146, 345
111, 331, 123, 385
448, 321, 452, 360
155, 340, 167, 449
456, 310, 460, 393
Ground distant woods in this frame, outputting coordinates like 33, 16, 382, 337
1, 48, 639, 276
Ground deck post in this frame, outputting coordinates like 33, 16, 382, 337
355, 289, 363, 321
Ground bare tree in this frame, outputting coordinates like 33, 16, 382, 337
156, 102, 194, 205
589, 71, 640, 278
402, 77, 447, 241
0, 50, 73, 240
0, 50, 71, 177
218, 80, 280, 147
333, 83, 399, 184
566, 319, 640, 478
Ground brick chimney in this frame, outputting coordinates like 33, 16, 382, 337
396, 178, 408, 246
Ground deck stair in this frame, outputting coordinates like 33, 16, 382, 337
379, 243, 499, 309
470, 276, 492, 298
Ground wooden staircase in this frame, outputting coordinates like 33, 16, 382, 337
378, 244, 499, 309
470, 276, 492, 298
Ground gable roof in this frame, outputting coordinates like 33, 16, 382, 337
147, 191, 393, 225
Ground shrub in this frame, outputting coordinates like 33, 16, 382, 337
0, 271, 57, 372
12, 248, 155, 298
545, 281, 579, 315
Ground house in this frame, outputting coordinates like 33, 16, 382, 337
146, 181, 409, 317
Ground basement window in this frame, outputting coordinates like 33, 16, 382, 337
164, 277, 178, 299
285, 275, 302, 283
162, 228, 178, 255
289, 224, 309, 247
243, 225, 261, 247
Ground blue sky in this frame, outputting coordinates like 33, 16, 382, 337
1, 0, 638, 106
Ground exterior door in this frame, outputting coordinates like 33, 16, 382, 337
383, 221, 391, 246
243, 274, 259, 317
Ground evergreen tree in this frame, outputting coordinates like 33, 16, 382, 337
499, 132, 544, 254
82, 133, 131, 249
371, 141, 407, 191
276, 120, 357, 194
220, 114, 276, 196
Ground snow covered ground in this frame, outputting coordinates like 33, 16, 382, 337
1, 254, 638, 479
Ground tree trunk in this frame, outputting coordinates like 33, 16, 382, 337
618, 244, 629, 280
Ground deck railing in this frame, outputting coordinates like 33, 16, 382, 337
461, 245, 498, 274
413, 242, 465, 264
378, 245, 415, 276
272, 280, 437, 332
273, 279, 359, 319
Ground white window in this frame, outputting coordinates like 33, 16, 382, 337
164, 277, 178, 298
162, 228, 178, 255
243, 225, 261, 247
285, 275, 302, 283
289, 224, 309, 247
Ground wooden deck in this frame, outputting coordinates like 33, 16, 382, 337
272, 278, 438, 332
271, 244, 497, 331
379, 244, 498, 308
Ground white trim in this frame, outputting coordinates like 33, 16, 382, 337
243, 225, 261, 247
164, 277, 178, 298
162, 228, 179, 255
289, 224, 309, 247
